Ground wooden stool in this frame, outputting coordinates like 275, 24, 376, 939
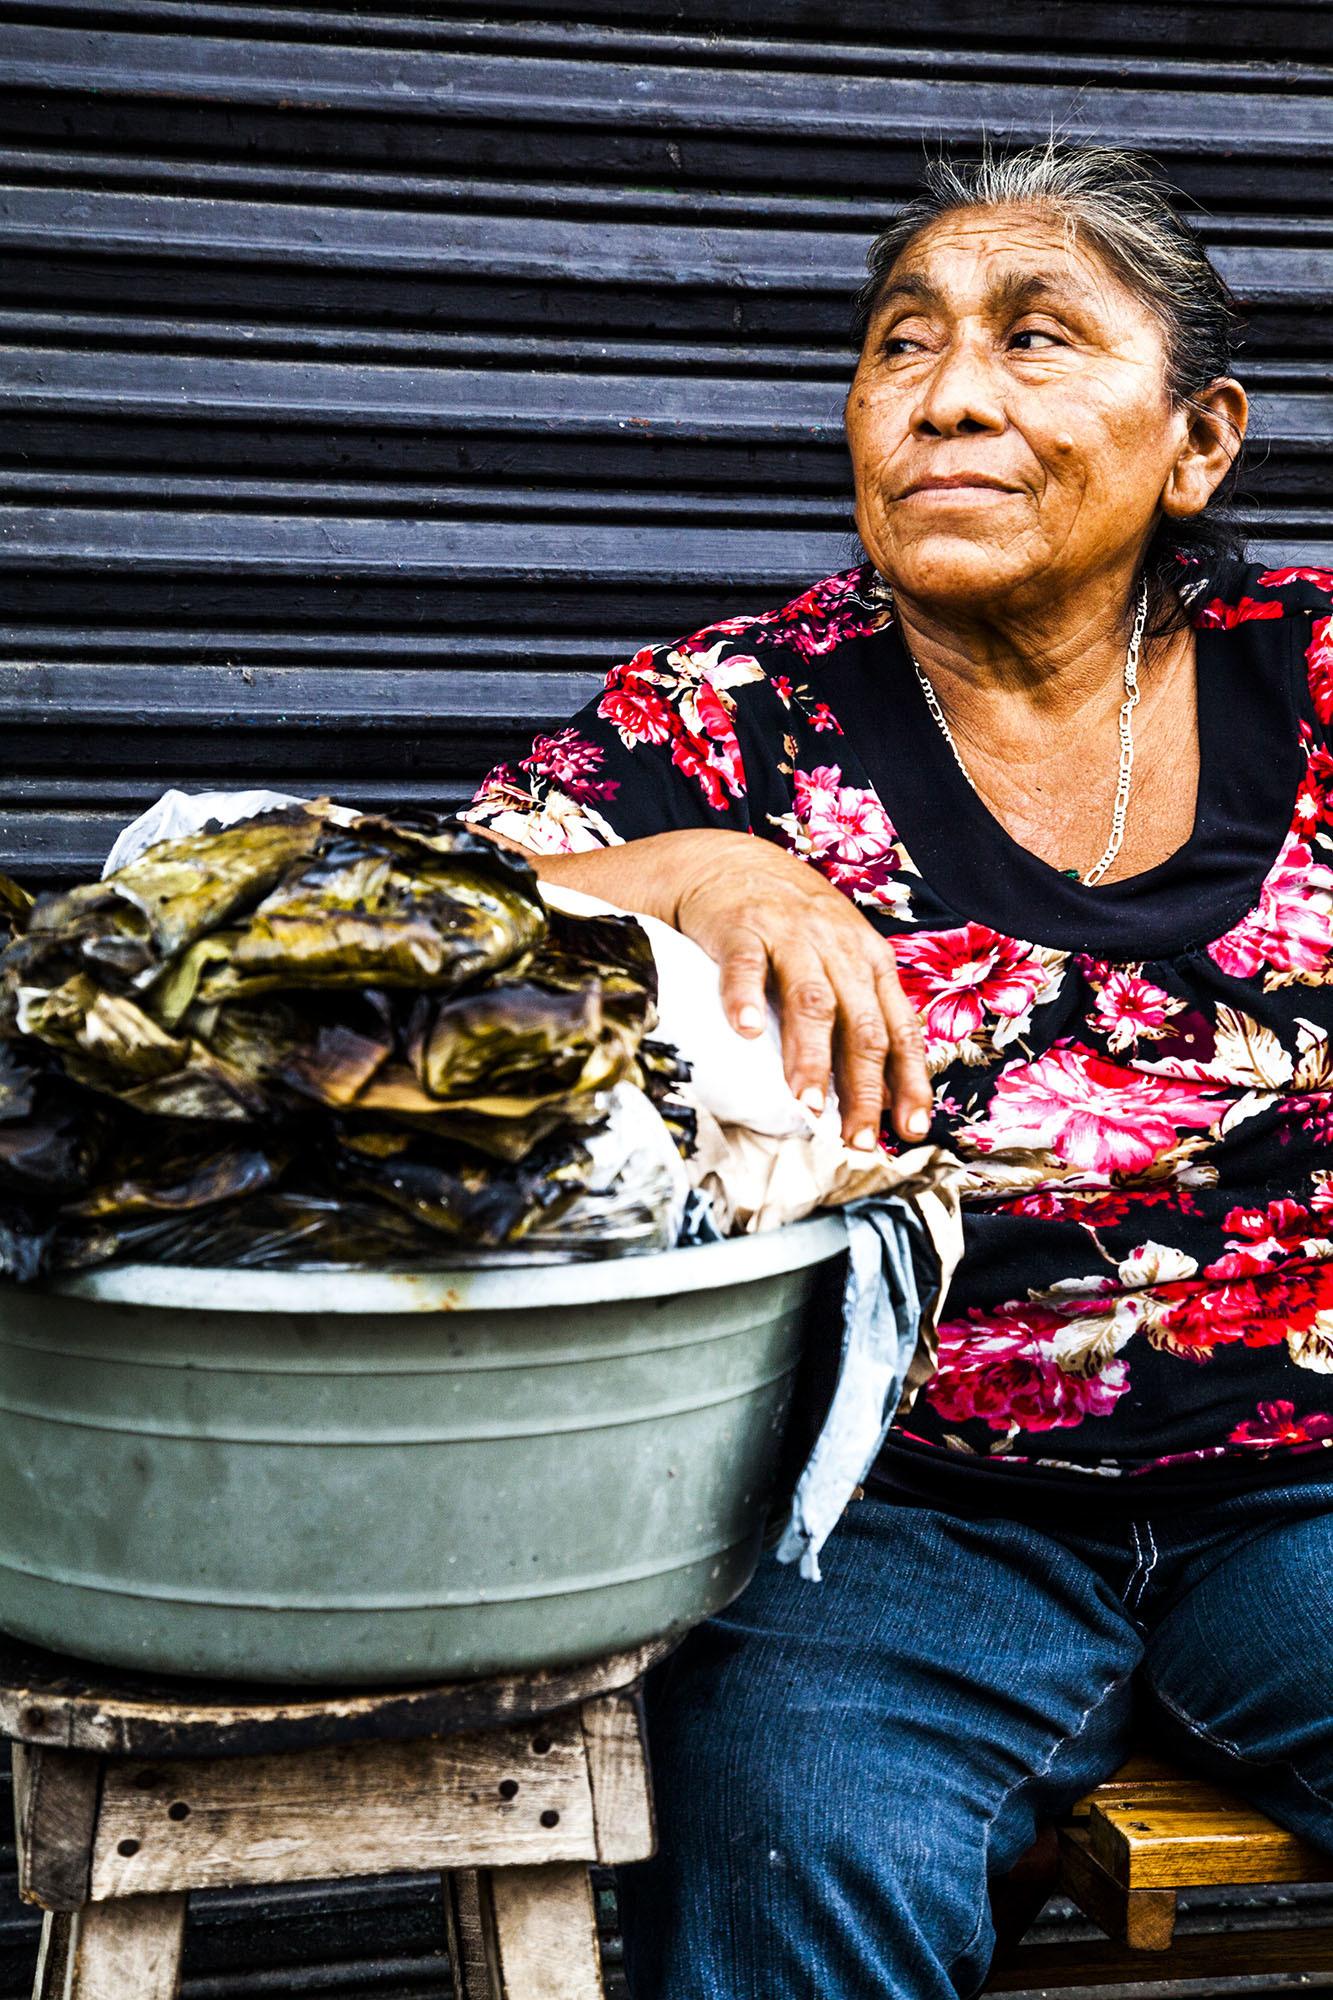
0, 1629, 669, 2000
987, 1751, 1333, 1989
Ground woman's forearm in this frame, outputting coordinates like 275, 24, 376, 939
497, 829, 749, 930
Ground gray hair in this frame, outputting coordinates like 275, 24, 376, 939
851, 138, 1249, 636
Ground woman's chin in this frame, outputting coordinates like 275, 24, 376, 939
878, 553, 1036, 607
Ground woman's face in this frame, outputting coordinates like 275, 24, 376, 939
845, 204, 1240, 616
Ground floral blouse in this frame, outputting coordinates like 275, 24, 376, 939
467, 553, 1333, 1501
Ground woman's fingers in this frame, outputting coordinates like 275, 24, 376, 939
830, 969, 894, 1150
771, 944, 840, 1112
874, 954, 934, 1143
717, 926, 772, 1037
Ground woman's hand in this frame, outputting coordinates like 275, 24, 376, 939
528, 828, 933, 1149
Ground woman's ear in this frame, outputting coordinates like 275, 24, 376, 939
1160, 377, 1249, 520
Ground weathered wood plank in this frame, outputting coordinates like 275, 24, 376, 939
1068, 1752, 1189, 1816
1057, 1827, 1176, 1951
33, 1894, 186, 2000
89, 1714, 597, 1898
489, 1864, 603, 2000
1085, 1787, 1333, 1889
987, 1921, 1333, 1990
579, 1696, 654, 1865
12, 1746, 102, 1912
0, 1632, 669, 1761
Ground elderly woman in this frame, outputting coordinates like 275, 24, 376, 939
467, 141, 1333, 1999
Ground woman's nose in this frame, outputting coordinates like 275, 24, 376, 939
909, 337, 1006, 437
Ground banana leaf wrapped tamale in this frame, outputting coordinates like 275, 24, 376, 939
0, 803, 690, 1278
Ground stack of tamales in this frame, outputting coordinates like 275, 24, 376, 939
0, 803, 689, 1278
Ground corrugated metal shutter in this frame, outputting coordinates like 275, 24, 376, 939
0, 6, 1330, 1993
0, 1, 1330, 886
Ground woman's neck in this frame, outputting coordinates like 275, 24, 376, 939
889, 574, 1200, 883
889, 570, 1152, 725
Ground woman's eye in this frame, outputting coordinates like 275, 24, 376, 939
1012, 328, 1062, 349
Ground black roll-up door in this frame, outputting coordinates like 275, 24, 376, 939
0, 0, 1329, 885
0, 8, 1331, 1994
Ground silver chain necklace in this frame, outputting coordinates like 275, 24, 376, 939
874, 577, 1150, 888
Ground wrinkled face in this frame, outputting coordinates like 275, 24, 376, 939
845, 204, 1196, 612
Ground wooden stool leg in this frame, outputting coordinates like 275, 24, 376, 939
445, 1865, 603, 2000
32, 1893, 187, 2000
491, 1865, 603, 1999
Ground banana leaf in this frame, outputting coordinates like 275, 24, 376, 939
7, 806, 329, 1001
0, 874, 33, 946
192, 994, 396, 1110
153, 820, 544, 1020
16, 976, 266, 1121
62, 1131, 286, 1221
331, 1126, 591, 1248
0, 808, 686, 1275
0, 1044, 107, 1195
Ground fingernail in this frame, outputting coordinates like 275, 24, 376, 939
737, 1004, 763, 1033
906, 1109, 931, 1138
851, 1127, 878, 1151
799, 1086, 825, 1114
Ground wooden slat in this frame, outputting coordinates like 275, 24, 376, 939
579, 1696, 654, 1865
88, 1712, 598, 1899
1057, 1826, 1177, 1950
0, 1631, 670, 1761
986, 1921, 1333, 1992
33, 1894, 187, 2000
11, 1745, 101, 1913
489, 1865, 604, 2000
1069, 1751, 1198, 1817
1084, 1783, 1333, 1890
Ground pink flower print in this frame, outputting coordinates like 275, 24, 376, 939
1085, 968, 1182, 1054
1257, 565, 1333, 596
772, 674, 794, 703
792, 765, 897, 861
996, 1186, 1198, 1224
1229, 1400, 1333, 1449
964, 1043, 1227, 1174
925, 1303, 1131, 1434
1221, 1197, 1317, 1256
1293, 743, 1333, 838
1195, 594, 1285, 629
755, 567, 882, 659
1209, 830, 1333, 986
598, 677, 675, 749
809, 702, 842, 734
1153, 1263, 1333, 1359
894, 924, 1062, 1067
519, 729, 619, 802
770, 765, 912, 918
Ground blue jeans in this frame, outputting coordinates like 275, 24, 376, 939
616, 1474, 1333, 1999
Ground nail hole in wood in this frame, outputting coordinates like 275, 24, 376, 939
498, 1779, 520, 1800
22, 1708, 45, 1731
134, 1770, 160, 1790
167, 1801, 191, 1821
531, 1734, 553, 1755
540, 1809, 560, 1828
117, 1839, 140, 1858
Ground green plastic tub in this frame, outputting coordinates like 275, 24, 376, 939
0, 1217, 847, 1683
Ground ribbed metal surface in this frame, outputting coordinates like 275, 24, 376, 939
0, 1, 1329, 879
0, 7, 1330, 1991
